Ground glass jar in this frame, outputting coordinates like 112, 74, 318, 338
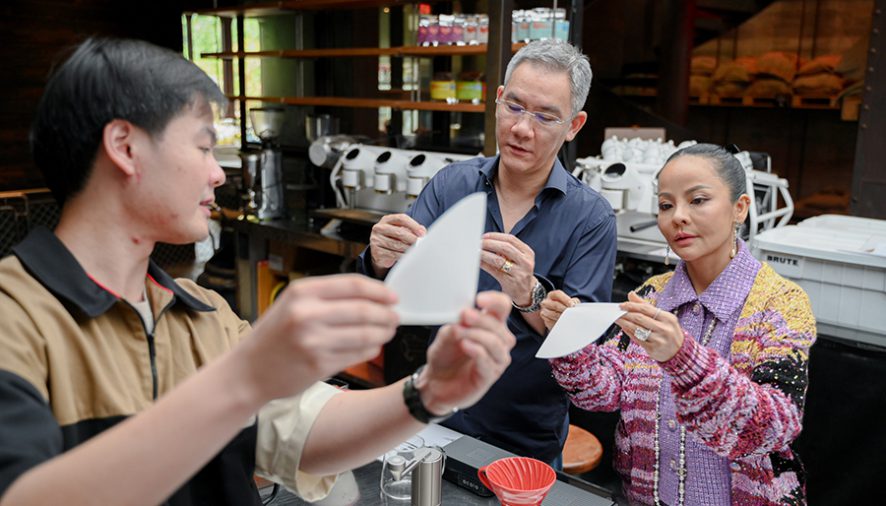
456, 72, 484, 104
463, 14, 478, 45
437, 14, 454, 45
451, 14, 466, 45
417, 14, 435, 46
514, 10, 530, 42
477, 14, 489, 44
430, 72, 457, 103
530, 8, 553, 41
554, 8, 570, 41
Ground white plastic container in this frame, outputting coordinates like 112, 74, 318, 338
751, 225, 886, 347
799, 214, 886, 235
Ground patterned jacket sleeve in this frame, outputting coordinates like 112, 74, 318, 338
550, 325, 627, 412
549, 284, 659, 412
660, 282, 816, 460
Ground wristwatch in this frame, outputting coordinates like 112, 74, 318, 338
403, 365, 458, 424
513, 278, 546, 313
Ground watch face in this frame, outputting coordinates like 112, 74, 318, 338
514, 280, 545, 313
532, 281, 545, 303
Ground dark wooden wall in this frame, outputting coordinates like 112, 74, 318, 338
0, 0, 208, 191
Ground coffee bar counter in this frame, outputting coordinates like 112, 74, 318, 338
259, 450, 616, 506
261, 460, 496, 506
261, 462, 615, 506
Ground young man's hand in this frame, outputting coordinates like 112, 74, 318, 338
240, 274, 399, 402
418, 291, 516, 415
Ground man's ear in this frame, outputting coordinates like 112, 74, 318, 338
102, 119, 139, 176
565, 111, 587, 142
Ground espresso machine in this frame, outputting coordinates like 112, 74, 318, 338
240, 107, 286, 221
372, 149, 410, 195
406, 152, 468, 198
340, 146, 473, 213
307, 135, 477, 216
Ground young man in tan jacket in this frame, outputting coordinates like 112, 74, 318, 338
0, 38, 515, 506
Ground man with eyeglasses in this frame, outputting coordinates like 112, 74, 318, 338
359, 39, 617, 466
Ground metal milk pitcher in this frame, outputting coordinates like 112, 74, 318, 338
411, 447, 444, 506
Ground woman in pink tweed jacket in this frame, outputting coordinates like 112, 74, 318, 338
542, 144, 816, 506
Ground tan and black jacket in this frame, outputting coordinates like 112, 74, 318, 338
0, 227, 339, 504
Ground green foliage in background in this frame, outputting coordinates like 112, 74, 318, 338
182, 15, 262, 108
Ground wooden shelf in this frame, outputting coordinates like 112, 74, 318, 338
204, 48, 398, 59
692, 93, 840, 110
202, 43, 526, 59
404, 43, 526, 56
187, 0, 437, 18
232, 95, 485, 112
613, 90, 841, 111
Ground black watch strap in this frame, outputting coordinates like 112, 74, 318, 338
403, 365, 457, 424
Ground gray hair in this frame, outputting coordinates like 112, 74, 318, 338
664, 143, 747, 202
503, 39, 592, 117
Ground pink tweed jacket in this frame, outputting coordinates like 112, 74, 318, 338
551, 263, 816, 505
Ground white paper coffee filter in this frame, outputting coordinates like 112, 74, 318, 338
385, 192, 486, 325
535, 303, 626, 358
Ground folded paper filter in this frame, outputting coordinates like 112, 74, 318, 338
535, 303, 626, 359
384, 191, 626, 352
385, 192, 487, 325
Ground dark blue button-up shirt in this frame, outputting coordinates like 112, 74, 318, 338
359, 155, 617, 462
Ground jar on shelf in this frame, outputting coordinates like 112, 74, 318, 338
424, 14, 442, 46
417, 14, 436, 46
456, 72, 484, 104
463, 14, 478, 45
452, 14, 466, 45
554, 8, 569, 41
513, 10, 530, 43
438, 14, 454, 45
477, 14, 489, 44
530, 7, 553, 41
430, 72, 457, 104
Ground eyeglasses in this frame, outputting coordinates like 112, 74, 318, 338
495, 98, 566, 127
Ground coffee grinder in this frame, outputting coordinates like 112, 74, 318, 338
241, 107, 286, 221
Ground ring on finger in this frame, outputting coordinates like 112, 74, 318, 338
635, 326, 652, 342
500, 259, 514, 274
653, 308, 662, 321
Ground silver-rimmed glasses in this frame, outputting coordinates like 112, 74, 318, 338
495, 98, 567, 127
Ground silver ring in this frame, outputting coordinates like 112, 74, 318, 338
653, 308, 662, 321
500, 259, 513, 274
635, 327, 652, 342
